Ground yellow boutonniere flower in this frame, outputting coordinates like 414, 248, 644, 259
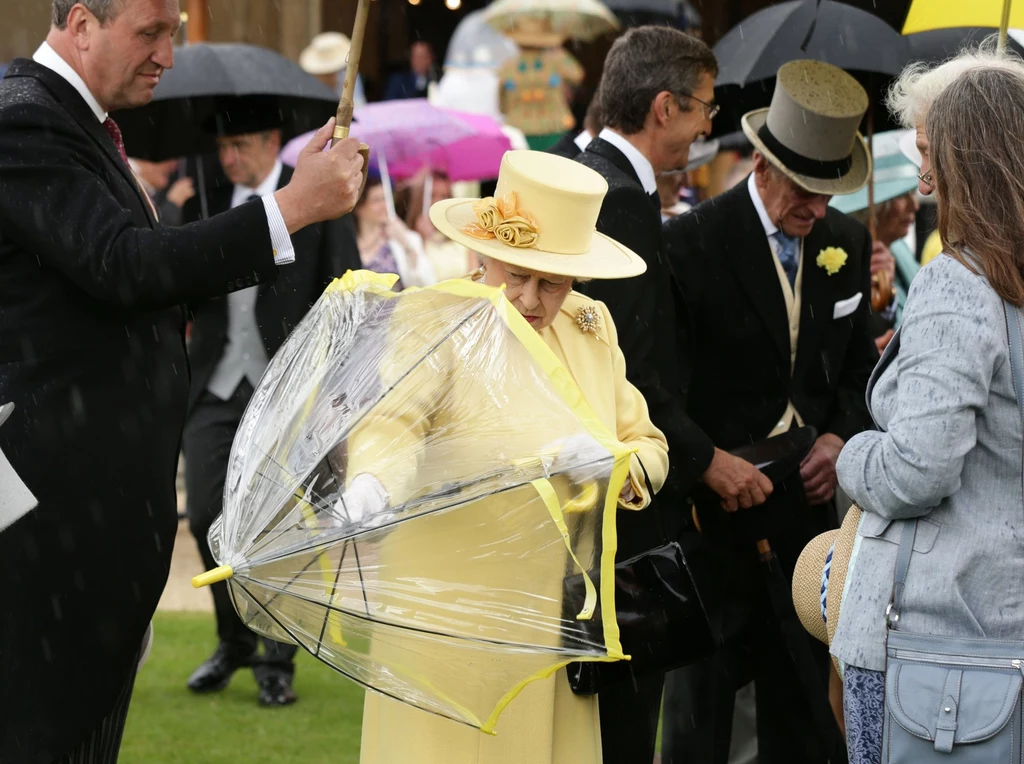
816, 246, 848, 275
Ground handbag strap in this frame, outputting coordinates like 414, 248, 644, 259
888, 299, 1024, 631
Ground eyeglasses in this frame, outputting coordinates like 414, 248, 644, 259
677, 92, 720, 121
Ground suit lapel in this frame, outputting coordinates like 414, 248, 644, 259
721, 183, 790, 364
7, 60, 158, 228
585, 138, 644, 190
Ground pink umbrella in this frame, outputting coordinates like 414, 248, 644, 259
280, 99, 512, 182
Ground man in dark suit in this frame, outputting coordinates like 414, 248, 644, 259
661, 60, 879, 764
383, 40, 437, 101
0, 2, 363, 762
573, 26, 734, 764
181, 99, 360, 707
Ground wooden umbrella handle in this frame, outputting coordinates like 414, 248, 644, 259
333, 0, 373, 194
334, 0, 372, 143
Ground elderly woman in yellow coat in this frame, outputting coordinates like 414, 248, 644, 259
346, 151, 668, 764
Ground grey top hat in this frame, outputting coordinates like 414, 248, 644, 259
742, 60, 871, 196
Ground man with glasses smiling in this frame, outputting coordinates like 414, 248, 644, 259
574, 24, 719, 764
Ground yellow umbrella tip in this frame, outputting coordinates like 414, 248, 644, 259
192, 565, 234, 588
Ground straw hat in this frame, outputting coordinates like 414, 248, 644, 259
792, 505, 862, 649
299, 32, 352, 76
430, 150, 646, 279
505, 17, 566, 49
830, 129, 920, 214
742, 60, 871, 196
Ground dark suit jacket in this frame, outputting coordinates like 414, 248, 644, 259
383, 70, 434, 101
182, 166, 360, 411
575, 138, 715, 558
0, 59, 277, 763
547, 129, 582, 160
664, 179, 878, 454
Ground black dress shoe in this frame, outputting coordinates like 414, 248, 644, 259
187, 644, 257, 693
258, 674, 297, 707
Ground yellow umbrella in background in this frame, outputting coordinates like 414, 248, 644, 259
903, 0, 1017, 50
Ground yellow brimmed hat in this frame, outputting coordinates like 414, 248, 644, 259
430, 150, 647, 280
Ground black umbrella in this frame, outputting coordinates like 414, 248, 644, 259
906, 26, 1024, 62
713, 0, 910, 88
601, 0, 699, 26
114, 43, 338, 161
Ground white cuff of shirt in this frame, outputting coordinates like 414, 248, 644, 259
261, 195, 295, 265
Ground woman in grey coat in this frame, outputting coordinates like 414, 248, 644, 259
831, 62, 1024, 763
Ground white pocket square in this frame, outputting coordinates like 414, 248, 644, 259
833, 292, 863, 319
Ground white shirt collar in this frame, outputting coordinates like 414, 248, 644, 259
574, 129, 593, 153
33, 41, 107, 122
231, 160, 284, 209
747, 172, 779, 239
598, 128, 657, 195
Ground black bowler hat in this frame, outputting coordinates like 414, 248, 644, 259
204, 95, 286, 137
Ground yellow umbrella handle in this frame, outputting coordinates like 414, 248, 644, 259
999, 0, 1013, 53
192, 565, 234, 588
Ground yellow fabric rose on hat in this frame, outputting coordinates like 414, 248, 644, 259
494, 215, 539, 248
462, 191, 540, 247
816, 247, 848, 275
472, 197, 502, 232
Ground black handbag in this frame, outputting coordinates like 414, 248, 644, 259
562, 533, 717, 695
562, 426, 820, 696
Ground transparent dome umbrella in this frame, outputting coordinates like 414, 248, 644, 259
193, 271, 631, 732
445, 9, 520, 69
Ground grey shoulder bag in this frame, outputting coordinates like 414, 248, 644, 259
880, 300, 1024, 761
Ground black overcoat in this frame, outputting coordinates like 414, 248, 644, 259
0, 59, 279, 762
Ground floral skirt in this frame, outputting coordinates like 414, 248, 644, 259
842, 665, 885, 764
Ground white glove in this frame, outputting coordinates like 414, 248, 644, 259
541, 433, 612, 483
328, 473, 389, 528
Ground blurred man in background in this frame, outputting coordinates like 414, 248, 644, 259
385, 40, 437, 100
182, 97, 361, 708
129, 156, 195, 225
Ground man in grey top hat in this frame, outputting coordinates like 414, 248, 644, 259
662, 60, 878, 764
181, 96, 361, 707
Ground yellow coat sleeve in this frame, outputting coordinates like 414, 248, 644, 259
601, 302, 669, 510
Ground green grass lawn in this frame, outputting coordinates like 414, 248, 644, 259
121, 612, 364, 763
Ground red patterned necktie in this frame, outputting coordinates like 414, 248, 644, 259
103, 116, 159, 221
102, 116, 129, 166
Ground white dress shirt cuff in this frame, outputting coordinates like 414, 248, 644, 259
261, 195, 295, 265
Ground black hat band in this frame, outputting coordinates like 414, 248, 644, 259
757, 124, 853, 180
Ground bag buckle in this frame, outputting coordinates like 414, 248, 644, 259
885, 601, 900, 629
